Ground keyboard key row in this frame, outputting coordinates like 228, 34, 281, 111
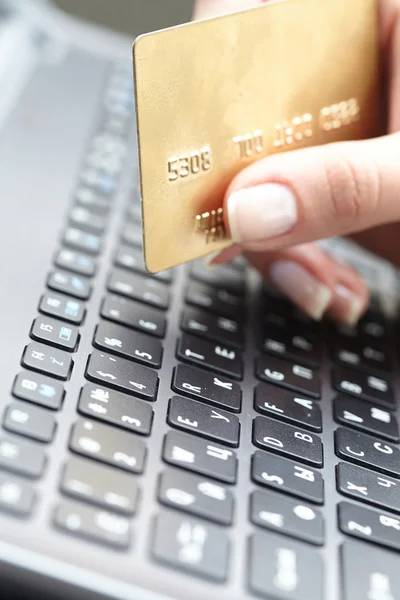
3, 402, 56, 443
78, 383, 153, 435
172, 364, 242, 413
163, 431, 237, 484
85, 350, 158, 401
108, 269, 170, 310
94, 321, 163, 368
70, 418, 146, 474
249, 531, 323, 600
256, 355, 321, 398
177, 333, 243, 380
30, 316, 79, 352
167, 396, 240, 447
22, 342, 73, 381
251, 489, 324, 545
335, 427, 400, 478
337, 462, 400, 513
101, 294, 166, 338
334, 395, 399, 442
260, 327, 320, 369
254, 383, 322, 432
252, 450, 324, 504
158, 469, 234, 526
62, 456, 139, 515
13, 371, 64, 410
54, 499, 131, 549
181, 306, 243, 348
339, 501, 400, 552
253, 417, 323, 467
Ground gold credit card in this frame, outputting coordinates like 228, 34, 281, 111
133, 0, 381, 273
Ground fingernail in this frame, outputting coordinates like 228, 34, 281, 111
227, 184, 298, 243
333, 284, 364, 326
269, 261, 332, 321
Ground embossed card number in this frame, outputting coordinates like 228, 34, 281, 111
168, 98, 360, 182
168, 147, 212, 181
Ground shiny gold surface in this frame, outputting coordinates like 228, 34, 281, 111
133, 0, 381, 273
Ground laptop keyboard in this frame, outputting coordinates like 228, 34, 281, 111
2, 61, 400, 600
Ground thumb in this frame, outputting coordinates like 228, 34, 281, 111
222, 132, 400, 252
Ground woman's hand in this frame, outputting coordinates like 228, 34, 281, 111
193, 0, 400, 325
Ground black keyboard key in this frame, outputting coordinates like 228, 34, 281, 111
152, 511, 230, 582
158, 470, 234, 526
177, 334, 243, 381
186, 281, 244, 320
101, 295, 166, 338
0, 436, 46, 478
121, 223, 142, 248
69, 207, 106, 234
333, 367, 394, 408
256, 356, 321, 398
359, 312, 389, 341
12, 372, 64, 410
54, 500, 131, 549
254, 383, 322, 432
108, 269, 169, 310
63, 227, 102, 255
75, 187, 110, 215
93, 321, 162, 368
339, 501, 400, 551
163, 431, 237, 484
251, 490, 324, 546
85, 350, 158, 401
335, 428, 400, 478
263, 308, 319, 339
30, 316, 79, 352
252, 451, 324, 504
167, 396, 240, 447
39, 293, 85, 324
70, 419, 146, 474
341, 541, 400, 600
172, 364, 242, 413
181, 306, 243, 348
3, 401, 56, 443
337, 462, 400, 513
47, 270, 91, 300
334, 395, 399, 442
261, 328, 320, 369
22, 342, 73, 380
249, 531, 324, 600
0, 472, 35, 516
333, 339, 392, 373
54, 248, 96, 277
190, 261, 245, 295
253, 416, 323, 467
114, 246, 172, 283
79, 384, 153, 436
61, 456, 139, 515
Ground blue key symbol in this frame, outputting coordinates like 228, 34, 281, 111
65, 301, 79, 317
39, 384, 56, 398
77, 256, 90, 267
84, 234, 98, 250
100, 174, 116, 195
59, 327, 72, 342
72, 277, 84, 291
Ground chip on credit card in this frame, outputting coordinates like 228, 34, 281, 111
133, 0, 381, 273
